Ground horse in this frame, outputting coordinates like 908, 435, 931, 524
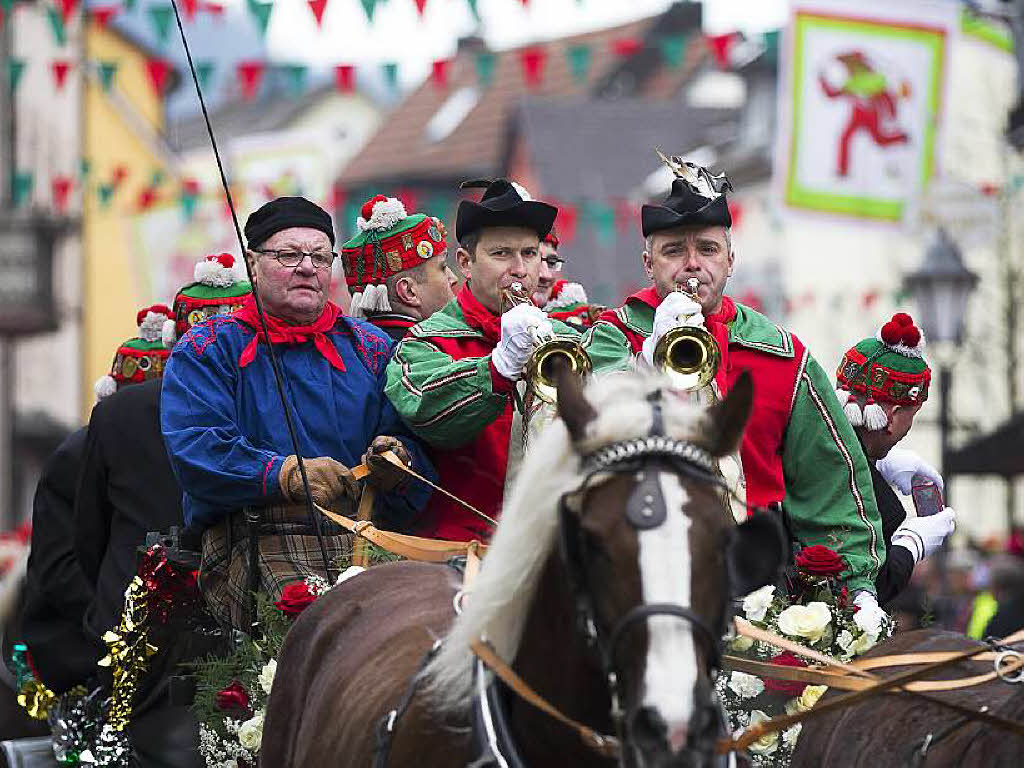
262, 368, 787, 767
791, 629, 1024, 767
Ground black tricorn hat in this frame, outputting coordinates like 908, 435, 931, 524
455, 178, 558, 243
641, 159, 733, 238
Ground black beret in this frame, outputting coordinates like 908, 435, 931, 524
244, 196, 335, 249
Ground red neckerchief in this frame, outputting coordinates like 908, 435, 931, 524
457, 282, 502, 344
234, 295, 346, 371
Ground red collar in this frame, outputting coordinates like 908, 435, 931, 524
234, 295, 346, 371
457, 283, 501, 343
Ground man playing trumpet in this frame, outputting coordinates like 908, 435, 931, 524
385, 179, 579, 542
585, 160, 886, 616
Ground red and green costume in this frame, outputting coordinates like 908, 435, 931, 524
584, 288, 884, 593
542, 279, 596, 329
385, 284, 577, 542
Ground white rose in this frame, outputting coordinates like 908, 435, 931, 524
224, 762, 239, 768
237, 711, 264, 752
850, 631, 878, 655
746, 710, 779, 755
336, 565, 366, 585
727, 671, 765, 699
260, 659, 277, 695
784, 684, 828, 715
776, 602, 832, 643
782, 724, 803, 748
742, 584, 776, 622
836, 629, 854, 655
853, 603, 885, 639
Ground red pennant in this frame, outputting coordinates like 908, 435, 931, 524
413, 0, 428, 15
56, 0, 79, 25
200, 2, 225, 16
327, 182, 346, 211
861, 289, 879, 309
334, 64, 354, 92
430, 58, 450, 90
51, 176, 72, 213
236, 60, 264, 101
182, 0, 199, 20
51, 61, 72, 90
727, 201, 743, 230
555, 202, 577, 243
396, 188, 419, 215
308, 0, 327, 26
89, 5, 119, 27
612, 37, 642, 58
613, 198, 639, 235
706, 33, 739, 69
518, 47, 547, 88
146, 58, 172, 95
137, 186, 158, 211
112, 165, 129, 186
181, 177, 200, 196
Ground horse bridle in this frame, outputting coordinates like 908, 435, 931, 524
557, 391, 733, 766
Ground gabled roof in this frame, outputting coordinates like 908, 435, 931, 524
340, 3, 704, 187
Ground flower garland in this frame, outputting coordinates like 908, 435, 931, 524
718, 545, 894, 766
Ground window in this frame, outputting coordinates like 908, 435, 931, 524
425, 86, 480, 143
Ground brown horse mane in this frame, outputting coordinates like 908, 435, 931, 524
421, 371, 707, 716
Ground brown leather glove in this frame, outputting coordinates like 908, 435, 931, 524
278, 455, 358, 509
361, 436, 412, 493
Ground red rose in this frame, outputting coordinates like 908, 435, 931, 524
274, 582, 318, 617
764, 651, 808, 697
795, 545, 846, 577
215, 681, 250, 713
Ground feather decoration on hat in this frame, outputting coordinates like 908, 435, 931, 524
655, 147, 733, 200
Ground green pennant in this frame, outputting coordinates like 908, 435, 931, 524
250, 1, 272, 38
0, 0, 13, 15
360, 0, 377, 23
382, 61, 399, 92
658, 35, 686, 69
195, 60, 215, 91
283, 63, 307, 96
148, 5, 174, 47
566, 44, 591, 84
7, 58, 25, 93
465, 0, 479, 21
80, 158, 91, 180
98, 182, 115, 208
98, 60, 118, 92
180, 191, 198, 220
474, 51, 495, 87
123, 0, 136, 12
586, 201, 615, 246
150, 169, 166, 187
46, 6, 66, 47
11, 172, 33, 207
763, 30, 780, 62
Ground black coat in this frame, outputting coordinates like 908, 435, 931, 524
870, 461, 915, 606
73, 379, 183, 650
20, 427, 97, 693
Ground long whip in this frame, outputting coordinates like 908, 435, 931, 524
167, 0, 331, 574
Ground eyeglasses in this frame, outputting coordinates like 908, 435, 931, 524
542, 256, 564, 271
256, 249, 337, 269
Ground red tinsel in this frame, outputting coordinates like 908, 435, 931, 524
137, 545, 200, 626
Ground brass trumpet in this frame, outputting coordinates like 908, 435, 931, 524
502, 282, 592, 404
652, 277, 720, 391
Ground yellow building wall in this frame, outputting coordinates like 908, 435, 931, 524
82, 22, 172, 419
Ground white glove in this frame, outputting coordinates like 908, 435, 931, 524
491, 303, 550, 381
641, 291, 704, 365
891, 507, 956, 564
851, 591, 887, 638
875, 448, 944, 495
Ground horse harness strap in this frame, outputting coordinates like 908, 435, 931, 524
372, 641, 443, 768
470, 639, 620, 760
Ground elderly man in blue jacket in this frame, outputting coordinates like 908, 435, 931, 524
161, 197, 433, 629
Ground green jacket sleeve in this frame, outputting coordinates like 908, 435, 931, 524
385, 338, 510, 449
582, 320, 635, 375
781, 353, 885, 594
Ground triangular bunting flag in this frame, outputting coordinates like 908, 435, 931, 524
46, 6, 66, 46
12, 172, 33, 207
98, 60, 118, 92
249, 1, 272, 38
474, 51, 495, 87
137, 186, 158, 211
195, 60, 215, 91
0, 0, 11, 16
359, 0, 377, 23
51, 60, 72, 91
658, 35, 686, 69
80, 158, 91, 179
7, 58, 25, 93
396, 188, 419, 215
588, 201, 615, 246
51, 175, 72, 213
150, 169, 166, 187
706, 32, 739, 70
334, 64, 354, 92
236, 60, 264, 101
566, 44, 590, 84
518, 46, 546, 88
200, 2, 224, 16
98, 182, 115, 208
89, 5, 119, 27
308, 0, 327, 27
283, 63, 307, 96
465, 0, 479, 21
111, 165, 129, 186
611, 37, 641, 59
413, 0, 427, 16
381, 62, 399, 92
56, 0, 78, 26
555, 202, 577, 243
146, 57, 172, 95
148, 5, 174, 47
122, 0, 136, 11
182, 0, 198, 21
430, 58, 450, 90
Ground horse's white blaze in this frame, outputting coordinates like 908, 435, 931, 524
638, 472, 696, 750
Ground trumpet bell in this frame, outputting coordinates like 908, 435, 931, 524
652, 325, 720, 391
525, 336, 593, 405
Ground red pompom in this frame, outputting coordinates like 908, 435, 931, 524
880, 321, 902, 345
360, 194, 388, 221
137, 304, 171, 325
214, 253, 234, 268
901, 325, 921, 347
891, 312, 913, 327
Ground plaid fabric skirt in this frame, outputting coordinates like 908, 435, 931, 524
199, 504, 353, 630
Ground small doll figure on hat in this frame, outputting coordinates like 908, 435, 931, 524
93, 305, 175, 401
164, 253, 252, 347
